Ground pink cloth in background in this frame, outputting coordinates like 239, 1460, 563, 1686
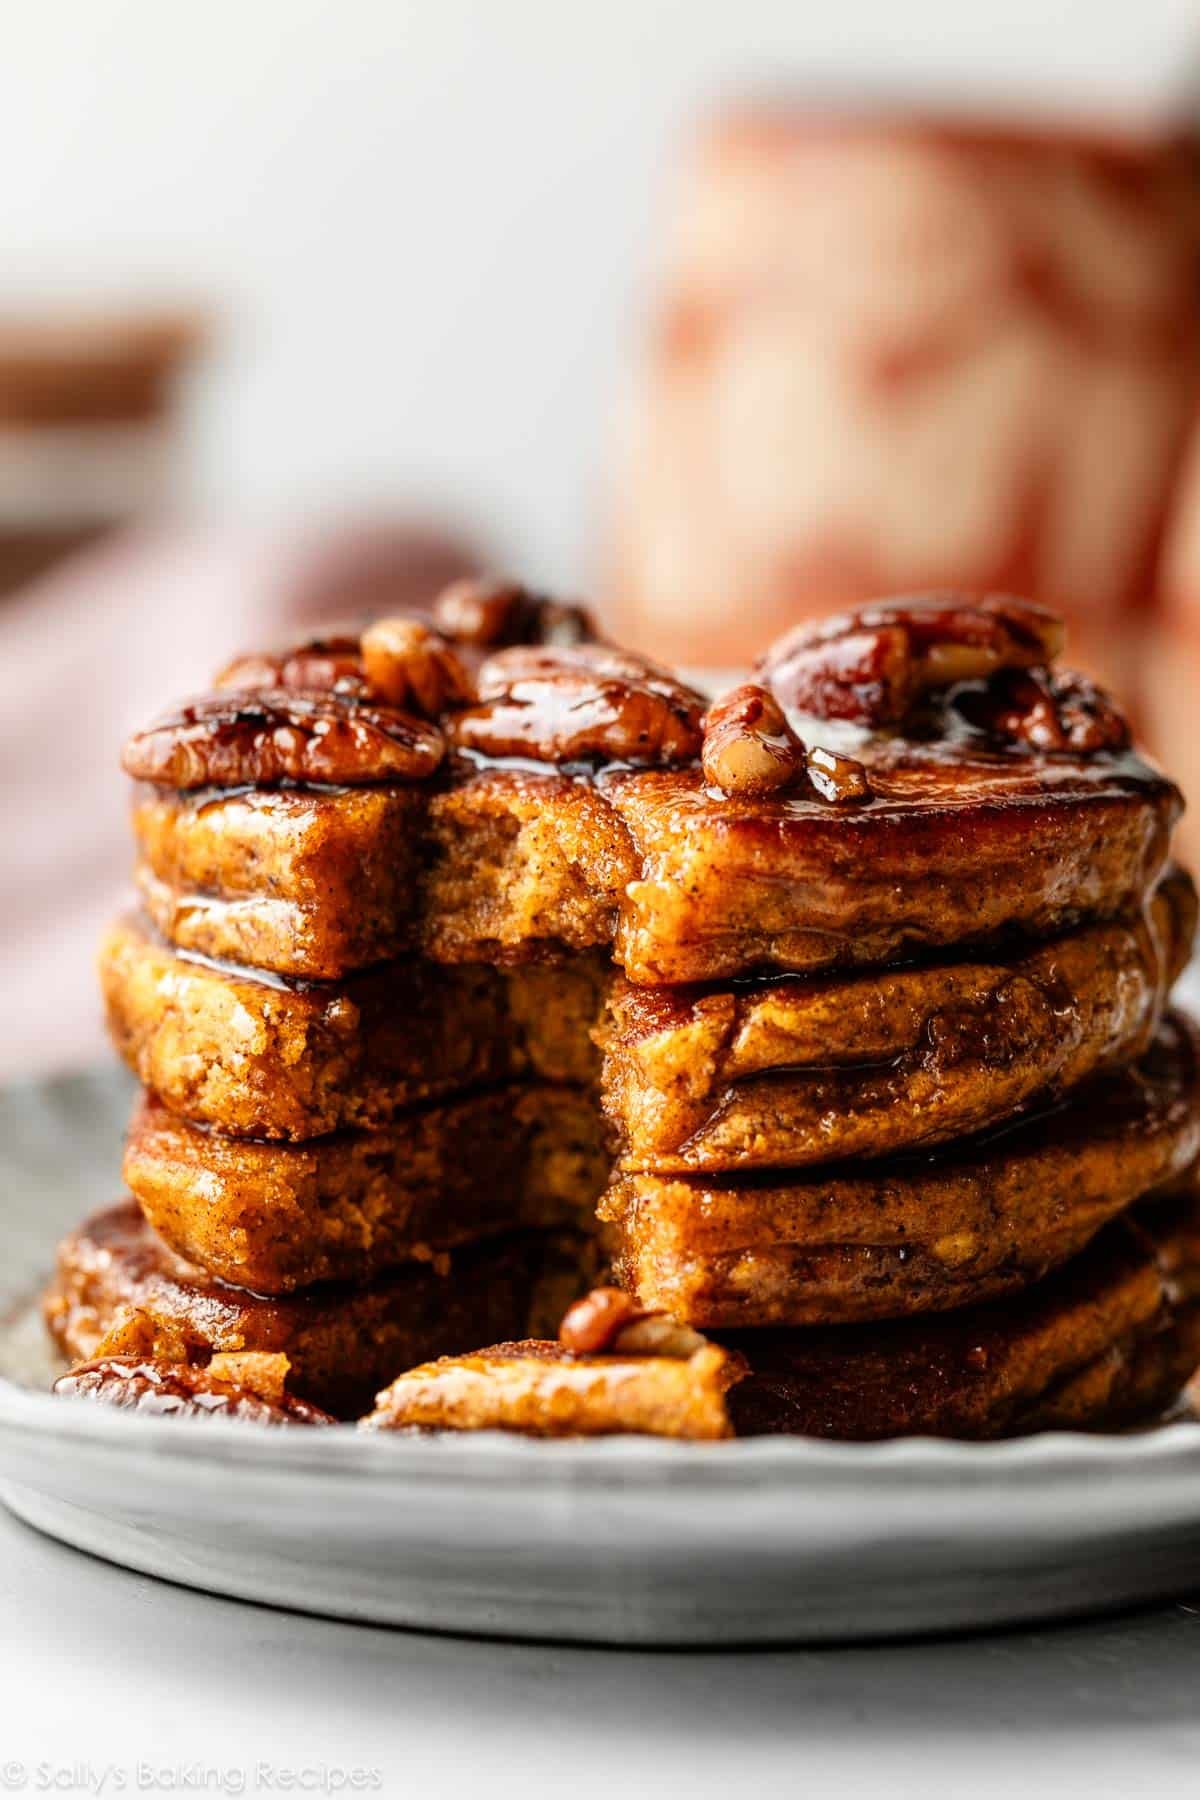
0, 520, 477, 1079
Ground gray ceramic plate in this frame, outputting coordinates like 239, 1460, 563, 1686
5, 1031, 1200, 1647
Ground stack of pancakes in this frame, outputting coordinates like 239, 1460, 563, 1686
44, 589, 1200, 1436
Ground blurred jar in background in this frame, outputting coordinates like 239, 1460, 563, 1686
1146, 425, 1200, 870
0, 309, 204, 597
609, 105, 1200, 693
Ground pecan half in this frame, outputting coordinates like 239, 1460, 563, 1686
448, 644, 706, 766
558, 1287, 707, 1359
702, 684, 806, 797
216, 630, 369, 696
433, 577, 597, 650
123, 691, 445, 788
761, 595, 1065, 728
952, 667, 1131, 753
360, 617, 476, 715
53, 1356, 333, 1424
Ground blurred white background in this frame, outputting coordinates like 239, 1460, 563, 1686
2, 0, 1199, 1077
1, 0, 1196, 590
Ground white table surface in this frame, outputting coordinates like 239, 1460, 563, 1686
3, 1500, 1200, 1800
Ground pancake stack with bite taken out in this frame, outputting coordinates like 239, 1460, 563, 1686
46, 588, 1200, 1437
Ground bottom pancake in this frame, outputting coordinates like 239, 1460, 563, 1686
43, 1202, 590, 1418
725, 1196, 1200, 1439
360, 1197, 1200, 1440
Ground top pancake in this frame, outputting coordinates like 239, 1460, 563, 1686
122, 595, 1183, 984
132, 740, 1178, 985
606, 741, 1178, 983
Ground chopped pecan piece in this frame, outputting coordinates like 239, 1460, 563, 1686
53, 1355, 334, 1425
360, 617, 476, 715
558, 1286, 707, 1359
123, 691, 445, 788
449, 644, 706, 766
433, 577, 597, 650
610, 1313, 711, 1359
952, 667, 1132, 754
90, 1306, 190, 1363
701, 684, 806, 797
807, 744, 872, 804
207, 1351, 292, 1404
761, 594, 1065, 728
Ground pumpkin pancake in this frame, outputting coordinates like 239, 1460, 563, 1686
362, 1338, 743, 1440
725, 1195, 1200, 1439
129, 740, 1178, 986
131, 781, 429, 979
123, 1086, 607, 1293
131, 769, 639, 980
361, 1197, 1200, 1441
601, 1014, 1200, 1327
599, 869, 1195, 1172
43, 1202, 590, 1419
605, 742, 1178, 984
100, 912, 602, 1140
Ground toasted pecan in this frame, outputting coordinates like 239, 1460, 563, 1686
806, 744, 872, 803
762, 595, 1065, 728
216, 630, 370, 696
123, 691, 445, 788
433, 577, 597, 650
558, 1286, 708, 1359
360, 617, 476, 714
701, 684, 806, 797
54, 1355, 333, 1424
951, 667, 1131, 753
449, 643, 706, 766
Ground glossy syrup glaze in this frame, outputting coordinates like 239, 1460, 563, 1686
121, 591, 1178, 830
